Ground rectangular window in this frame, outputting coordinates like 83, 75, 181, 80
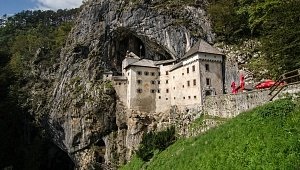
187, 81, 190, 87
137, 89, 143, 93
144, 71, 149, 76
137, 71, 142, 75
166, 80, 169, 84
206, 78, 210, 86
187, 67, 189, 74
159, 96, 161, 99
182, 73, 184, 75
192, 65, 195, 72
158, 72, 161, 76
183, 97, 185, 99
188, 96, 191, 99
194, 96, 197, 99
166, 89, 169, 93
151, 89, 156, 93
137, 80, 142, 84
193, 79, 196, 86
166, 71, 169, 75
151, 80, 156, 85
205, 64, 209, 71
151, 72, 155, 76
157, 89, 160, 93
157, 80, 160, 84
166, 98, 168, 100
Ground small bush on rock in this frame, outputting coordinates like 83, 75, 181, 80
136, 126, 176, 161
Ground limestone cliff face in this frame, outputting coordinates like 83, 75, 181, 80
28, 0, 214, 169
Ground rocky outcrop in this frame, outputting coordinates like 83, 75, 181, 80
26, 0, 215, 169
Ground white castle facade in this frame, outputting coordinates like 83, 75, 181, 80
105, 39, 225, 114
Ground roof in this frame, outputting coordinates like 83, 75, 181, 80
182, 39, 223, 59
125, 59, 159, 69
154, 59, 176, 65
169, 61, 183, 72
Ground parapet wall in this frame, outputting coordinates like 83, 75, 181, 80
204, 83, 300, 118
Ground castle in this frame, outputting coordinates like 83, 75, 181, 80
105, 39, 225, 113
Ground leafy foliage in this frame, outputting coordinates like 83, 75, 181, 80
208, 0, 300, 76
136, 126, 176, 161
0, 9, 77, 169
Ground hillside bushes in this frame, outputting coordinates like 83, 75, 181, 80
136, 126, 176, 161
123, 98, 300, 169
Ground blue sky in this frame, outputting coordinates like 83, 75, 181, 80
0, 0, 82, 16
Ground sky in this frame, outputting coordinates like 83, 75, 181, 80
0, 0, 82, 16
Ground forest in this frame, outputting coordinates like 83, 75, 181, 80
0, 9, 79, 169
208, 0, 300, 76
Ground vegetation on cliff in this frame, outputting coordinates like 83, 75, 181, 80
0, 9, 78, 169
122, 98, 300, 169
208, 0, 300, 76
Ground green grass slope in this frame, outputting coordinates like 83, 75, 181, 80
121, 99, 300, 170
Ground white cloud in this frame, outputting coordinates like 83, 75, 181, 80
32, 0, 83, 10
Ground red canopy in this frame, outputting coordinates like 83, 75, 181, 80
255, 80, 275, 89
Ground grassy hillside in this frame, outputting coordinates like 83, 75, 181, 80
121, 98, 300, 169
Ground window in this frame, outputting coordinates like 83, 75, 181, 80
187, 81, 190, 87
188, 96, 191, 99
151, 80, 156, 85
182, 73, 184, 75
137, 71, 142, 75
151, 72, 155, 76
174, 97, 176, 100
159, 96, 161, 99
158, 72, 161, 76
205, 90, 212, 96
137, 80, 142, 84
119, 83, 121, 85
166, 89, 169, 93
187, 67, 189, 74
205, 64, 209, 71
192, 65, 195, 72
193, 79, 196, 86
166, 98, 169, 100
166, 71, 169, 75
166, 80, 169, 84
206, 78, 211, 86
137, 89, 143, 93
144, 71, 149, 76
183, 97, 185, 99
157, 89, 160, 93
194, 96, 197, 99
157, 80, 160, 84
151, 89, 156, 93
173, 87, 175, 90
173, 76, 175, 79
128, 72, 129, 76
182, 85, 184, 88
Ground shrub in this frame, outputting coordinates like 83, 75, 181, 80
136, 126, 176, 161
257, 99, 295, 118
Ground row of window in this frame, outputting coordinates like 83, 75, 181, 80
184, 64, 209, 75
136, 64, 210, 77
157, 96, 197, 100
136, 78, 210, 89
136, 89, 166, 93
137, 71, 157, 76
137, 80, 168, 85
137, 71, 170, 76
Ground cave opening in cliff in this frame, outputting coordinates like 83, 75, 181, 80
109, 28, 173, 73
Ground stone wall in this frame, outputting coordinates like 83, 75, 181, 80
204, 83, 300, 118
